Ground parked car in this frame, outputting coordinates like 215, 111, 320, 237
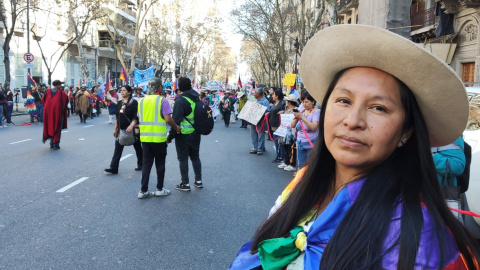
461, 85, 480, 238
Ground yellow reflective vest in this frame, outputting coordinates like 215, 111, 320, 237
138, 95, 167, 143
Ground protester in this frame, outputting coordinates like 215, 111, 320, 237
249, 87, 270, 155
432, 136, 466, 186
4, 83, 18, 124
277, 94, 298, 172
105, 85, 143, 175
137, 78, 179, 199
291, 91, 319, 169
237, 90, 248, 128
268, 88, 285, 163
42, 80, 68, 150
167, 77, 203, 191
105, 89, 118, 124
30, 85, 43, 123
133, 87, 144, 98
218, 90, 235, 127
230, 24, 479, 269
68, 85, 75, 116
74, 86, 91, 124
0, 88, 6, 128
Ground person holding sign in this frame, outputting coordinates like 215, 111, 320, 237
250, 87, 270, 155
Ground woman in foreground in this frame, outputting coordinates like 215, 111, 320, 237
230, 25, 479, 269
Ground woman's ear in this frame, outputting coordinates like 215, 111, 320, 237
398, 128, 413, 147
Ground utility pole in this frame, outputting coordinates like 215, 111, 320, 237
27, 0, 31, 89
294, 37, 299, 90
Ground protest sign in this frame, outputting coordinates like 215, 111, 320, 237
283, 73, 297, 86
237, 100, 268, 125
274, 114, 295, 137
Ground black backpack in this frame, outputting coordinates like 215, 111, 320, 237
184, 96, 214, 135
458, 141, 472, 193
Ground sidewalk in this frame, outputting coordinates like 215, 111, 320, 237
11, 103, 29, 116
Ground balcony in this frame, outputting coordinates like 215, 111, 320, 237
99, 40, 114, 49
337, 0, 359, 12
411, 7, 438, 31
119, 4, 136, 18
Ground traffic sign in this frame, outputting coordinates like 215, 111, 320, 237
23, 53, 34, 63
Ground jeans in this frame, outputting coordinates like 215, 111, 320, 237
141, 142, 167, 192
297, 142, 313, 169
273, 134, 284, 159
6, 101, 13, 123
36, 103, 43, 122
250, 124, 266, 151
175, 133, 202, 184
110, 138, 143, 170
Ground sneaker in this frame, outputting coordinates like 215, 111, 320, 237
256, 151, 263, 155
250, 149, 257, 154
175, 183, 191, 191
284, 165, 296, 171
194, 181, 203, 188
138, 191, 154, 199
154, 188, 171, 196
104, 168, 118, 174
278, 163, 287, 169
134, 166, 142, 171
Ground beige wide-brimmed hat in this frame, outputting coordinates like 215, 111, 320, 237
285, 94, 297, 102
237, 91, 245, 98
300, 24, 468, 147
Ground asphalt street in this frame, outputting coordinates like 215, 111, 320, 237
0, 112, 293, 269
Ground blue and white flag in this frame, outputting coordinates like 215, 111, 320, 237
134, 66, 155, 87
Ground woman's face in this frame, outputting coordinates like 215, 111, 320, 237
272, 92, 278, 102
324, 67, 407, 177
120, 88, 130, 98
302, 98, 314, 110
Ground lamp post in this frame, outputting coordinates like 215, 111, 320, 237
293, 37, 299, 90
114, 37, 119, 87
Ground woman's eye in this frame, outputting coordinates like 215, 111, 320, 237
371, 105, 387, 112
337, 98, 350, 104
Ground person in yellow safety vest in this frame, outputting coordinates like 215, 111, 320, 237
167, 77, 203, 191
137, 77, 181, 199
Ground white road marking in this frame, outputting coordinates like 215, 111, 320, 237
10, 139, 32, 145
56, 177, 89, 193
120, 154, 133, 161
84, 125, 94, 128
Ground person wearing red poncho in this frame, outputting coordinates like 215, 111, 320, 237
41, 80, 68, 150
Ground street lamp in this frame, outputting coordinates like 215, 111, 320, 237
114, 37, 119, 87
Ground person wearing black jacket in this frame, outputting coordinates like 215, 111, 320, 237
167, 77, 203, 191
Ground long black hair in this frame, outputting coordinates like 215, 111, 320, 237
250, 69, 479, 268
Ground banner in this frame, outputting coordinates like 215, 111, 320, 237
205, 80, 223, 91
134, 66, 154, 87
237, 100, 268, 125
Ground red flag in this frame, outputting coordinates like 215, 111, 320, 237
27, 72, 36, 87
119, 67, 128, 82
225, 75, 229, 85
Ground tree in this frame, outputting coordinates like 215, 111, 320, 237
100, 0, 160, 77
0, 0, 28, 83
67, 0, 108, 79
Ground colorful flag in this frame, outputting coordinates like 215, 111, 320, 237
27, 72, 36, 86
119, 67, 128, 82
237, 76, 242, 90
105, 69, 111, 91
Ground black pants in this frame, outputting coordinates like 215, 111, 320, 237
222, 110, 231, 126
69, 100, 75, 115
283, 143, 296, 166
141, 142, 167, 192
110, 138, 143, 170
79, 113, 88, 123
175, 133, 202, 184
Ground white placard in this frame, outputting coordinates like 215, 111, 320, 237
274, 114, 295, 137
237, 100, 268, 125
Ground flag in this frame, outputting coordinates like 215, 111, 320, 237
105, 69, 111, 91
237, 76, 242, 90
120, 67, 128, 82
225, 75, 229, 85
27, 73, 37, 86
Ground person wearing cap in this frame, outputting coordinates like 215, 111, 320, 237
41, 80, 68, 150
230, 25, 479, 269
218, 90, 235, 127
137, 78, 179, 199
249, 87, 270, 155
105, 88, 118, 124
167, 77, 203, 191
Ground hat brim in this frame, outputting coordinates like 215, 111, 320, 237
300, 24, 469, 147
